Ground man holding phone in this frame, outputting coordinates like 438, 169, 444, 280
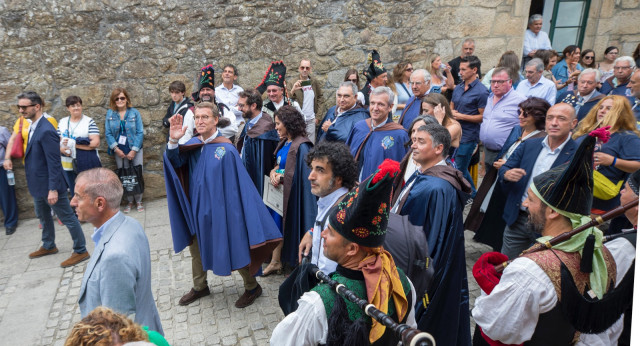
290, 59, 323, 142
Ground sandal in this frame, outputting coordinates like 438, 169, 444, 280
262, 261, 283, 276
136, 202, 145, 212
124, 203, 133, 213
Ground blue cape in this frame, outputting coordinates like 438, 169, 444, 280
398, 95, 421, 130
238, 124, 279, 197
346, 119, 409, 180
317, 105, 369, 143
400, 173, 471, 346
276, 139, 317, 267
164, 138, 282, 276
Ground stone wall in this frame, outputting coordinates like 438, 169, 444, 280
0, 0, 528, 218
583, 0, 640, 59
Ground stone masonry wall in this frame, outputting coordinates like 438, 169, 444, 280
0, 0, 529, 218
583, 0, 640, 60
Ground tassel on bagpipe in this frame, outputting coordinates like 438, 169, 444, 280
308, 261, 436, 346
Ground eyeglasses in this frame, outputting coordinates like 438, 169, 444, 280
115, 97, 127, 101
583, 56, 595, 60
347, 79, 358, 83
17, 104, 35, 111
490, 80, 510, 85
299, 66, 311, 70
519, 109, 529, 117
194, 115, 212, 121
405, 67, 414, 72
409, 81, 425, 86
614, 66, 631, 70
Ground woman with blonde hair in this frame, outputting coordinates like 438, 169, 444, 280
392, 61, 413, 117
573, 95, 640, 216
426, 53, 454, 94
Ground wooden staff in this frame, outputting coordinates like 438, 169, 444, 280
310, 263, 436, 346
495, 200, 638, 273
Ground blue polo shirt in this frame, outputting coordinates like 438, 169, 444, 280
451, 78, 489, 143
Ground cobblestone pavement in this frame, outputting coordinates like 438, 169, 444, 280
0, 198, 491, 345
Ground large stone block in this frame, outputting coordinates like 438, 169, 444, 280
248, 32, 291, 59
492, 12, 526, 36
313, 25, 345, 56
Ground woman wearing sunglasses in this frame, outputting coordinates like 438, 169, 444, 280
105, 88, 145, 213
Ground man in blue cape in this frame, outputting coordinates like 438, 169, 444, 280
347, 86, 408, 181
317, 81, 369, 143
397, 69, 431, 130
235, 88, 279, 196
164, 101, 282, 309
391, 123, 472, 346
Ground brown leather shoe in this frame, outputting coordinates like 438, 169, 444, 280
179, 287, 210, 306
235, 284, 262, 308
60, 252, 90, 268
29, 246, 59, 259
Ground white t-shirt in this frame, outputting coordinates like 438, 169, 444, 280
57, 115, 99, 171
301, 81, 315, 121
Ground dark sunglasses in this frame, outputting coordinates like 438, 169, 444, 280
115, 97, 127, 101
583, 56, 595, 60
17, 104, 35, 110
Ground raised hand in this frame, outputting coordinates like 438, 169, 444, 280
169, 114, 187, 141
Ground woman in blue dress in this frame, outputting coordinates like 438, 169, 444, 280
392, 61, 413, 119
264, 106, 316, 275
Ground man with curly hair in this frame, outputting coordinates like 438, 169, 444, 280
298, 141, 358, 273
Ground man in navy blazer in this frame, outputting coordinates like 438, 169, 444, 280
498, 103, 578, 258
72, 168, 163, 335
19, 91, 89, 267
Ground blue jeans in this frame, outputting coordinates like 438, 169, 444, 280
0, 168, 18, 228
34, 193, 86, 253
454, 141, 477, 197
63, 170, 77, 197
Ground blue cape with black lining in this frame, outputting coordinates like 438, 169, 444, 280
164, 137, 282, 276
398, 166, 471, 346
317, 105, 369, 143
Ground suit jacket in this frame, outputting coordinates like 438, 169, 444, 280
290, 75, 323, 120
498, 137, 577, 226
79, 212, 163, 334
24, 116, 67, 198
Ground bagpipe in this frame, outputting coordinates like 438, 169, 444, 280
494, 199, 638, 273
308, 261, 436, 346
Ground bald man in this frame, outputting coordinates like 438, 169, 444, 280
497, 103, 579, 258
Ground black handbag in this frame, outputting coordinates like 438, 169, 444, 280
116, 160, 145, 196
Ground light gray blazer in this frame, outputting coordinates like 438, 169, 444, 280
79, 212, 163, 335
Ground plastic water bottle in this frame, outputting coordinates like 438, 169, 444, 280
6, 169, 15, 186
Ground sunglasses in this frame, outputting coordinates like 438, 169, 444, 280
405, 67, 414, 72
115, 97, 127, 101
17, 104, 35, 111
583, 56, 594, 60
299, 66, 311, 70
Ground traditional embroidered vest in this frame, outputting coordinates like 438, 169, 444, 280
311, 266, 412, 346
262, 97, 292, 120
522, 247, 616, 346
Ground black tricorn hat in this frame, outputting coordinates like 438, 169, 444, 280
362, 50, 387, 82
532, 127, 611, 215
256, 61, 287, 94
328, 159, 400, 247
